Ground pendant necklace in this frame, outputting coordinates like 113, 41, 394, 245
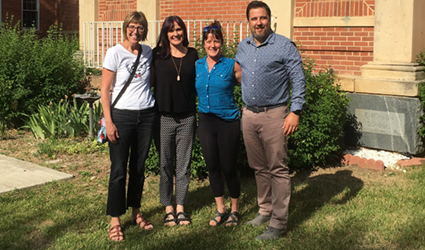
171, 56, 183, 82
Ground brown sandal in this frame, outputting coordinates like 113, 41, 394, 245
132, 214, 153, 230
108, 225, 124, 241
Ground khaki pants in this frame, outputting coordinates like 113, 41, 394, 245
242, 106, 290, 230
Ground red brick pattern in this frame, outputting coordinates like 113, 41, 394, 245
295, 0, 375, 17
293, 0, 375, 76
294, 27, 374, 76
160, 0, 250, 22
2, 0, 79, 36
99, 0, 137, 21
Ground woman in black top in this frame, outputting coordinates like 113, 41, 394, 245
151, 15, 198, 226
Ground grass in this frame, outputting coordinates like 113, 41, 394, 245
1, 131, 425, 249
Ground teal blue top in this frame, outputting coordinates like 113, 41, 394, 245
195, 55, 240, 121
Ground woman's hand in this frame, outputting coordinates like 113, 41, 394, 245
106, 121, 119, 144
100, 68, 118, 143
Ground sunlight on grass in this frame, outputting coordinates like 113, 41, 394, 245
1, 165, 425, 249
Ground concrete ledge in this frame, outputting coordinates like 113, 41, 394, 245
336, 76, 355, 92
354, 78, 420, 97
361, 63, 425, 81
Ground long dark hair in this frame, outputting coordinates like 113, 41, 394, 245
156, 16, 189, 59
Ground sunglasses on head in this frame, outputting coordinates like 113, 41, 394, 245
202, 25, 220, 33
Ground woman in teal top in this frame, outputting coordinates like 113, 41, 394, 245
195, 21, 242, 227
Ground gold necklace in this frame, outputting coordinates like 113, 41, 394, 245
171, 56, 183, 82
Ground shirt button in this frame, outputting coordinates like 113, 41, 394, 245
206, 85, 208, 87
252, 85, 254, 87
252, 72, 254, 74
254, 59, 256, 62
253, 97, 256, 100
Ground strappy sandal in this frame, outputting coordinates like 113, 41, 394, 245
176, 212, 191, 225
225, 211, 240, 227
163, 212, 177, 226
131, 214, 153, 230
210, 210, 227, 227
108, 225, 124, 241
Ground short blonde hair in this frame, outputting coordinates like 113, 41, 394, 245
122, 11, 148, 41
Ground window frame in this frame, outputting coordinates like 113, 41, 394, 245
22, 0, 40, 30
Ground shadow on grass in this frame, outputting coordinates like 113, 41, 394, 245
289, 169, 364, 230
0, 168, 366, 250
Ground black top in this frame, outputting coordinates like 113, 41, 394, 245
152, 47, 198, 117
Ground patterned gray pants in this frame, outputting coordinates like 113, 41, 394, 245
159, 114, 196, 206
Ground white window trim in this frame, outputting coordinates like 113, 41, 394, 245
22, 0, 40, 30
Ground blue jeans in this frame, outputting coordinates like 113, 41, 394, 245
106, 107, 156, 217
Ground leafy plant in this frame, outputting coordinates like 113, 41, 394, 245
288, 58, 350, 168
25, 98, 101, 139
0, 16, 86, 129
416, 49, 425, 138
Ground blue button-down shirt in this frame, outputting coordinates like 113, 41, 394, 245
195, 55, 240, 121
235, 31, 306, 112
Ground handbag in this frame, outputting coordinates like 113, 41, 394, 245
97, 45, 143, 143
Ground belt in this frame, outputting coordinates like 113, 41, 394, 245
245, 102, 287, 113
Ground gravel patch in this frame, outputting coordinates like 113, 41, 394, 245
344, 148, 410, 169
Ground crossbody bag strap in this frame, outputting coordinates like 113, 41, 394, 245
110, 44, 143, 109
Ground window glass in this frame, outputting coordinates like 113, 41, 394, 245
22, 0, 39, 29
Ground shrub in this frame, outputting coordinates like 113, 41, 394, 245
0, 17, 85, 130
416, 50, 425, 138
288, 58, 350, 169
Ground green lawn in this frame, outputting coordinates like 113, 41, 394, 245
1, 133, 425, 249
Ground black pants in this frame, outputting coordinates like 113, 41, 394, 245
198, 113, 241, 198
106, 107, 156, 217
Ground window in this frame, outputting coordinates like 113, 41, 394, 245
22, 0, 39, 29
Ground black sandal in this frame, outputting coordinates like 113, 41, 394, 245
210, 210, 227, 227
176, 212, 191, 225
225, 211, 239, 226
163, 212, 177, 226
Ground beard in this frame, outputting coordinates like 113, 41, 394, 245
251, 25, 271, 43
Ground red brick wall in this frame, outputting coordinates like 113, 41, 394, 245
294, 0, 375, 76
2, 0, 22, 24
160, 0, 250, 22
98, 0, 137, 21
295, 0, 375, 17
2, 0, 79, 36
56, 0, 79, 31
294, 27, 374, 76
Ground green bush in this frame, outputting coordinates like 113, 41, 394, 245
288, 58, 350, 168
416, 49, 425, 138
0, 16, 85, 130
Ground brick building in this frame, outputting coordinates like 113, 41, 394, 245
80, 0, 377, 77
80, 0, 425, 154
1, 0, 79, 36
